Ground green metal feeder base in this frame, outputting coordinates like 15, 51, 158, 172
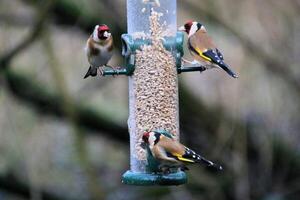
122, 170, 187, 186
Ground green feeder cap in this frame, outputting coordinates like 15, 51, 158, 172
122, 170, 187, 186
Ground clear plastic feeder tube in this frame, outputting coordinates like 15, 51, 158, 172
127, 0, 177, 36
127, 0, 179, 173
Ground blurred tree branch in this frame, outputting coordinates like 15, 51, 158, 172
2, 68, 128, 142
0, 0, 54, 68
0, 173, 75, 200
0, 13, 34, 26
180, 84, 300, 199
42, 29, 106, 199
23, 0, 125, 50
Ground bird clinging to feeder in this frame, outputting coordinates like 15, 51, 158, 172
84, 24, 114, 79
179, 21, 238, 78
142, 131, 223, 173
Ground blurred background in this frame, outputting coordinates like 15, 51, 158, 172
0, 0, 299, 199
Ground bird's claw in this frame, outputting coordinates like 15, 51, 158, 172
105, 65, 123, 77
112, 66, 122, 76
98, 68, 104, 76
181, 58, 192, 64
182, 58, 199, 65
191, 60, 200, 65
161, 168, 171, 175
106, 65, 121, 71
158, 165, 182, 174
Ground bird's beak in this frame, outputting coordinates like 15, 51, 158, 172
178, 26, 185, 32
103, 31, 111, 38
219, 64, 239, 78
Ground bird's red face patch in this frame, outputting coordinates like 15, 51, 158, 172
184, 20, 193, 34
98, 25, 109, 32
142, 132, 150, 144
97, 24, 110, 40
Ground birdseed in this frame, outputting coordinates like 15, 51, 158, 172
131, 10, 179, 161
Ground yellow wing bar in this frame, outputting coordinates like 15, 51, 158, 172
195, 47, 212, 61
172, 153, 195, 163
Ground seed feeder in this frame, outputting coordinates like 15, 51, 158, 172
101, 0, 207, 185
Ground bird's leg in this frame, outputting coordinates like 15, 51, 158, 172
162, 167, 171, 175
98, 67, 104, 76
182, 58, 194, 64
106, 65, 121, 71
158, 165, 171, 175
105, 65, 122, 77
158, 164, 164, 172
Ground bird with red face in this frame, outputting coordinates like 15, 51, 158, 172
179, 21, 238, 78
84, 24, 114, 79
142, 131, 223, 173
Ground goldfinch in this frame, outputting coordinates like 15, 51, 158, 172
179, 21, 238, 78
142, 131, 223, 173
84, 24, 114, 79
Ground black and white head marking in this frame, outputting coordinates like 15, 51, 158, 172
189, 21, 206, 37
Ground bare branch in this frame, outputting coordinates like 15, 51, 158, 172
3, 69, 128, 142
0, 173, 76, 200
0, 1, 54, 68
22, 0, 126, 49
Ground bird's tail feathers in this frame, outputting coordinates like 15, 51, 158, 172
184, 147, 223, 171
83, 66, 97, 79
194, 154, 223, 171
218, 62, 238, 78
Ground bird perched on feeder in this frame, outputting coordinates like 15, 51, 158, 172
84, 24, 114, 79
179, 21, 238, 78
142, 131, 223, 173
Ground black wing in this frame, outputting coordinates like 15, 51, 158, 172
203, 49, 238, 78
182, 147, 223, 170
216, 48, 224, 60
